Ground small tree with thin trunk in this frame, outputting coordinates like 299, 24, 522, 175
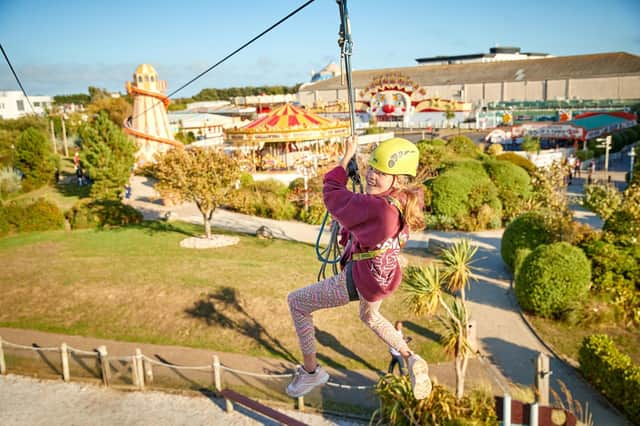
154, 147, 240, 239
403, 239, 478, 399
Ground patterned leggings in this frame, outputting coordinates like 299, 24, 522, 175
287, 269, 410, 357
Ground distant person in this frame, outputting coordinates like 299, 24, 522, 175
76, 164, 84, 186
286, 137, 432, 400
124, 183, 132, 199
388, 321, 412, 375
574, 159, 581, 177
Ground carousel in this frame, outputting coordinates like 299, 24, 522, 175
224, 103, 350, 171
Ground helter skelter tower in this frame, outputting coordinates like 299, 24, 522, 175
123, 64, 182, 166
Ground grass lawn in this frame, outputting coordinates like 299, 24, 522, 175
0, 221, 448, 372
528, 315, 640, 365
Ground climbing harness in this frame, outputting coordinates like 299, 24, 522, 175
349, 196, 408, 262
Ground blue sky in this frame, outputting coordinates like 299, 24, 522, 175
1, 0, 639, 98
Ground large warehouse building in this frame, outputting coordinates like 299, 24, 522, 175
297, 49, 640, 126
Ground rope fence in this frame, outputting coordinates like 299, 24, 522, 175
0, 335, 375, 410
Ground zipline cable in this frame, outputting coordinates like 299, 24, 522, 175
315, 0, 361, 280
130, 0, 316, 122
0, 43, 36, 114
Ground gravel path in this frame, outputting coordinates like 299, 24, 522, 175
0, 374, 366, 426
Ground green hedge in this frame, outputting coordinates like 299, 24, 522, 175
0, 198, 65, 234
484, 159, 532, 220
66, 200, 143, 229
515, 242, 591, 319
501, 211, 554, 270
579, 334, 640, 422
428, 161, 502, 231
496, 152, 536, 174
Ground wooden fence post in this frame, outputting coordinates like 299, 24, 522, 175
0, 336, 6, 375
131, 355, 140, 388
97, 346, 109, 386
535, 352, 550, 406
60, 343, 70, 382
143, 357, 153, 384
503, 394, 511, 426
213, 355, 233, 412
530, 402, 539, 426
135, 349, 144, 389
213, 355, 222, 392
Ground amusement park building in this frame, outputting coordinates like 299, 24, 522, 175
297, 52, 640, 114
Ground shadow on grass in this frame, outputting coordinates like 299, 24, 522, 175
403, 320, 443, 344
132, 220, 197, 237
55, 178, 92, 199
185, 287, 297, 364
314, 327, 380, 373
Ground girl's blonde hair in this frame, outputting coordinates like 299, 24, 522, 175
393, 175, 425, 232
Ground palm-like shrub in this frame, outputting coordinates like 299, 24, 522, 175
515, 242, 591, 319
441, 238, 478, 302
501, 211, 554, 270
404, 240, 478, 399
373, 374, 497, 425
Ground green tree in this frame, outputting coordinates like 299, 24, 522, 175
14, 127, 57, 190
443, 104, 455, 128
86, 96, 133, 127
78, 112, 136, 200
521, 136, 540, 157
403, 239, 478, 399
154, 147, 240, 239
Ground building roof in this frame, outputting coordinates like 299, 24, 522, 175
301, 52, 640, 90
569, 114, 630, 131
225, 103, 349, 143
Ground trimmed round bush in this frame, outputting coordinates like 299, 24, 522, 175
515, 242, 591, 319
429, 160, 501, 230
501, 211, 554, 270
484, 159, 532, 220
496, 152, 536, 175
5, 198, 64, 232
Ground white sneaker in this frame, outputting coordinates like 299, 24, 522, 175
286, 365, 330, 397
408, 354, 432, 400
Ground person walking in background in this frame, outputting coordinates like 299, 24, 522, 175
286, 136, 432, 400
388, 320, 411, 375
76, 163, 84, 186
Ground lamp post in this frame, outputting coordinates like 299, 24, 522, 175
630, 146, 636, 181
596, 135, 611, 182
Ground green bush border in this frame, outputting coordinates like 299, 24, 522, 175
579, 334, 640, 422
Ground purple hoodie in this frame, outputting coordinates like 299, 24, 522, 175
323, 166, 408, 302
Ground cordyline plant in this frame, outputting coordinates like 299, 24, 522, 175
403, 239, 478, 399
153, 147, 240, 239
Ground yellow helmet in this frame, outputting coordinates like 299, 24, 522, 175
368, 137, 419, 177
